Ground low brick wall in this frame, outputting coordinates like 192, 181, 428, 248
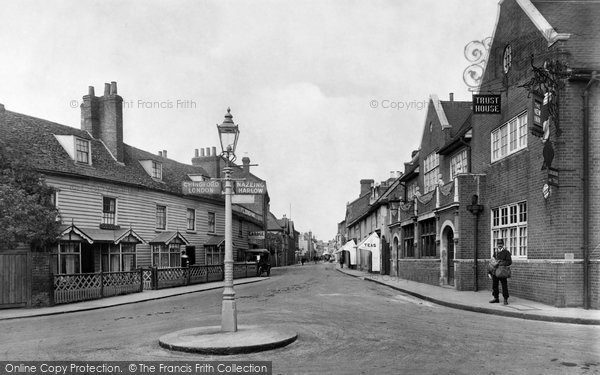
31, 252, 53, 307
397, 259, 439, 286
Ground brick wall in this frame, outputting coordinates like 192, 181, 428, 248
397, 259, 439, 286
30, 252, 53, 307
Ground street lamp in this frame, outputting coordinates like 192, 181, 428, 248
217, 107, 240, 332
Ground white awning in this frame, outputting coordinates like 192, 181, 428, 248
358, 232, 380, 272
340, 240, 357, 265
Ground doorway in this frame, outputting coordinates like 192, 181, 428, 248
446, 228, 455, 285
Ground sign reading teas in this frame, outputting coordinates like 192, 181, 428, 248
235, 181, 266, 195
473, 94, 501, 114
182, 181, 221, 195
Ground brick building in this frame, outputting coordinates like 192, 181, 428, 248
388, 0, 600, 309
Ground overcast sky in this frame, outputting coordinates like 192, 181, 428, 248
0, 0, 498, 241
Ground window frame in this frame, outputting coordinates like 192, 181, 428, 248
491, 112, 528, 162
75, 137, 91, 164
450, 149, 468, 180
419, 218, 437, 257
156, 205, 167, 230
102, 196, 117, 226
152, 160, 162, 180
102, 243, 137, 272
186, 208, 196, 232
402, 224, 415, 258
491, 201, 527, 258
423, 152, 440, 193
208, 212, 216, 233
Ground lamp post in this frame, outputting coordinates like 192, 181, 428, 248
217, 107, 240, 332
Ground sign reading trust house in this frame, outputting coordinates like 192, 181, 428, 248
472, 94, 501, 114
182, 181, 221, 195
235, 181, 266, 195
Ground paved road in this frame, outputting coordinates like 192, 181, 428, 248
1, 264, 599, 374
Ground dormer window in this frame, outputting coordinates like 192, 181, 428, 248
139, 160, 163, 181
75, 138, 90, 163
54, 135, 92, 165
152, 161, 162, 179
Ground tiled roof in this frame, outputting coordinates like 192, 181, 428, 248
346, 192, 370, 226
0, 110, 222, 199
267, 212, 283, 231
440, 101, 472, 134
534, 1, 600, 69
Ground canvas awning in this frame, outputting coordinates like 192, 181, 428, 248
339, 240, 357, 265
149, 231, 189, 245
58, 224, 146, 244
357, 232, 381, 272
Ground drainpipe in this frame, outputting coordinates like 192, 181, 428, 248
467, 194, 484, 292
581, 71, 598, 309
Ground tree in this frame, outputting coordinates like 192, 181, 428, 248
0, 146, 61, 251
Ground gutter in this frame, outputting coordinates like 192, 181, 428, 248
571, 69, 599, 309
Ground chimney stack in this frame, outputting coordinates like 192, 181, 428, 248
242, 156, 251, 176
360, 179, 374, 196
191, 145, 222, 178
81, 81, 124, 162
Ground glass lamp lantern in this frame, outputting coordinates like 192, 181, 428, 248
216, 107, 240, 162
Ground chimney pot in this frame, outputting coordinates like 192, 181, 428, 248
212, 146, 217, 156
163, 150, 167, 158
88, 86, 95, 96
110, 82, 118, 95
195, 149, 199, 157
104, 83, 110, 96
158, 151, 163, 157
200, 148, 205, 157
449, 93, 454, 102
205, 147, 210, 156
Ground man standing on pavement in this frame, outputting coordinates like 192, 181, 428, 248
490, 239, 512, 305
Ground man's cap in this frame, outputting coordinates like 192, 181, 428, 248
497, 239, 504, 245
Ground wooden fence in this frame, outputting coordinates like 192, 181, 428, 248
53, 262, 259, 305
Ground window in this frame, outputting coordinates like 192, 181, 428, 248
75, 138, 90, 164
152, 161, 162, 179
53, 243, 81, 274
152, 244, 181, 268
205, 245, 224, 265
187, 209, 196, 231
102, 197, 116, 225
450, 149, 468, 180
101, 243, 136, 272
423, 152, 439, 193
492, 201, 527, 257
420, 219, 436, 257
407, 182, 418, 200
208, 212, 215, 233
156, 205, 167, 230
491, 112, 527, 162
403, 224, 415, 258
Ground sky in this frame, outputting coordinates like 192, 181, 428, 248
0, 0, 499, 241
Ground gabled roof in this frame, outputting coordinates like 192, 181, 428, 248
346, 192, 370, 227
267, 212, 284, 231
532, 0, 600, 68
0, 110, 216, 199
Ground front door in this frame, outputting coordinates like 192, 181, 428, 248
381, 236, 390, 275
447, 230, 454, 285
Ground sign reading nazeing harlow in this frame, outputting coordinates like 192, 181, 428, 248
235, 181, 266, 195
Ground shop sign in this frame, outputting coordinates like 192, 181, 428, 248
182, 181, 221, 195
473, 94, 501, 114
235, 181, 266, 195
249, 231, 265, 240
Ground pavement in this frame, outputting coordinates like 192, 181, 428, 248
0, 277, 267, 321
1, 265, 599, 326
337, 266, 600, 325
